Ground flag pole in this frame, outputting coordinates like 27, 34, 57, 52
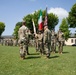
44, 7, 48, 26
32, 19, 36, 34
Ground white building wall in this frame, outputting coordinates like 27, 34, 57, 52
65, 38, 76, 45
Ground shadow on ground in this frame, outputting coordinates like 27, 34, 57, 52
62, 52, 69, 54
55, 51, 69, 54
49, 55, 59, 59
29, 52, 40, 55
26, 55, 41, 59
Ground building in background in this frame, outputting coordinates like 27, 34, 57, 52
65, 33, 76, 46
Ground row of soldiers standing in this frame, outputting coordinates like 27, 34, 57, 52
0, 39, 18, 46
35, 28, 65, 56
18, 21, 65, 59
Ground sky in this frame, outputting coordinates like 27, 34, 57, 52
0, 0, 76, 35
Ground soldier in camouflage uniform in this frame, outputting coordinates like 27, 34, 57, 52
57, 29, 65, 54
18, 21, 29, 59
43, 25, 51, 58
1, 39, 4, 46
51, 29, 57, 53
37, 31, 44, 55
34, 32, 39, 52
13, 39, 18, 46
25, 29, 31, 55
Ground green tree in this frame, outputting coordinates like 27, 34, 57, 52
23, 10, 59, 31
0, 22, 5, 36
59, 18, 70, 40
48, 13, 59, 30
16, 22, 22, 27
67, 3, 76, 28
13, 22, 22, 39
13, 9, 59, 38
23, 14, 33, 30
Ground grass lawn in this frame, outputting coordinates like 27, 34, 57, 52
0, 45, 76, 75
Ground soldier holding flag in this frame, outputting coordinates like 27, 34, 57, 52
32, 10, 44, 54
32, 19, 39, 52
37, 10, 44, 55
43, 7, 51, 58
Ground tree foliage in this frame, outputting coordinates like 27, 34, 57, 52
13, 22, 22, 39
13, 9, 59, 38
67, 3, 76, 28
59, 18, 70, 40
48, 13, 59, 30
23, 10, 59, 31
23, 14, 33, 30
0, 22, 5, 36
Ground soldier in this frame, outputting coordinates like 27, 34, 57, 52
51, 29, 57, 53
9, 39, 13, 46
13, 39, 18, 46
57, 29, 65, 54
43, 25, 51, 58
1, 39, 4, 46
37, 30, 44, 55
25, 29, 31, 55
34, 32, 39, 52
18, 20, 29, 59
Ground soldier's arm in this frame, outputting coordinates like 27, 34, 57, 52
41, 34, 43, 40
43, 31, 48, 43
57, 32, 59, 41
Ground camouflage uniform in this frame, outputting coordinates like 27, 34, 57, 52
34, 33, 39, 52
51, 30, 57, 53
1, 39, 4, 46
9, 39, 13, 46
57, 29, 65, 54
43, 26, 51, 58
37, 31, 44, 55
13, 39, 18, 46
25, 30, 31, 55
18, 23, 29, 59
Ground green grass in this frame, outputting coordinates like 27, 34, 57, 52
0, 45, 76, 75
